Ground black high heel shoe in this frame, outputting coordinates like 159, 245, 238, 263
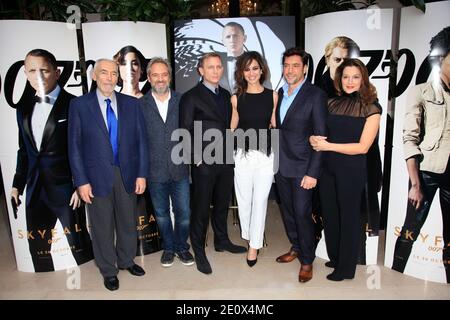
247, 258, 257, 267
246, 249, 259, 267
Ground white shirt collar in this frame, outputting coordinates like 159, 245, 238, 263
151, 90, 171, 104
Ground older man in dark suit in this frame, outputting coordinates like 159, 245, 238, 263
68, 59, 148, 291
180, 52, 246, 275
11, 49, 92, 272
274, 48, 328, 283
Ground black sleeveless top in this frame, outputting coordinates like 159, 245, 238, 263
325, 92, 382, 170
236, 87, 273, 154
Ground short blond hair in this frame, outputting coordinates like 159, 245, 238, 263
324, 36, 360, 64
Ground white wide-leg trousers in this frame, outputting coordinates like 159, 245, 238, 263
234, 149, 274, 249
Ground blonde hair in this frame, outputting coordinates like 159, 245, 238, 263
324, 36, 360, 64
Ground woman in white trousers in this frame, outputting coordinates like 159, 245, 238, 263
230, 51, 278, 267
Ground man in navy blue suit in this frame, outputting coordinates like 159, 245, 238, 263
68, 59, 149, 291
274, 48, 328, 283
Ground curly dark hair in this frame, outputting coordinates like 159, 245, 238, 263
234, 51, 269, 97
334, 58, 377, 106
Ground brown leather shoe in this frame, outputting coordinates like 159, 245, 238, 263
298, 264, 313, 283
276, 249, 298, 263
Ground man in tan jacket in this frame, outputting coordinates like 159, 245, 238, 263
393, 27, 450, 283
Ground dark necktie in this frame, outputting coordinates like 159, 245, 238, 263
105, 98, 119, 166
215, 87, 219, 95
34, 95, 51, 104
226, 56, 236, 62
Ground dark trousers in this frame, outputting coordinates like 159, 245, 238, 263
319, 166, 366, 278
392, 160, 450, 283
314, 143, 382, 263
275, 173, 315, 265
190, 164, 234, 257
26, 183, 92, 272
87, 167, 137, 277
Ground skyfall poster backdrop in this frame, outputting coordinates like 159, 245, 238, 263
385, 1, 450, 284
0, 20, 93, 272
174, 16, 295, 94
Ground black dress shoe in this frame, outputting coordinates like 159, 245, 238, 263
215, 242, 246, 254
103, 276, 119, 291
326, 271, 354, 281
195, 256, 212, 274
119, 264, 145, 276
325, 261, 336, 268
326, 272, 344, 281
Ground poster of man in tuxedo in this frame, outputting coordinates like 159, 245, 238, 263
174, 16, 295, 94
0, 21, 93, 272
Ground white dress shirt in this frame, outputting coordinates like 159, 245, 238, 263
152, 90, 171, 123
31, 85, 60, 150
